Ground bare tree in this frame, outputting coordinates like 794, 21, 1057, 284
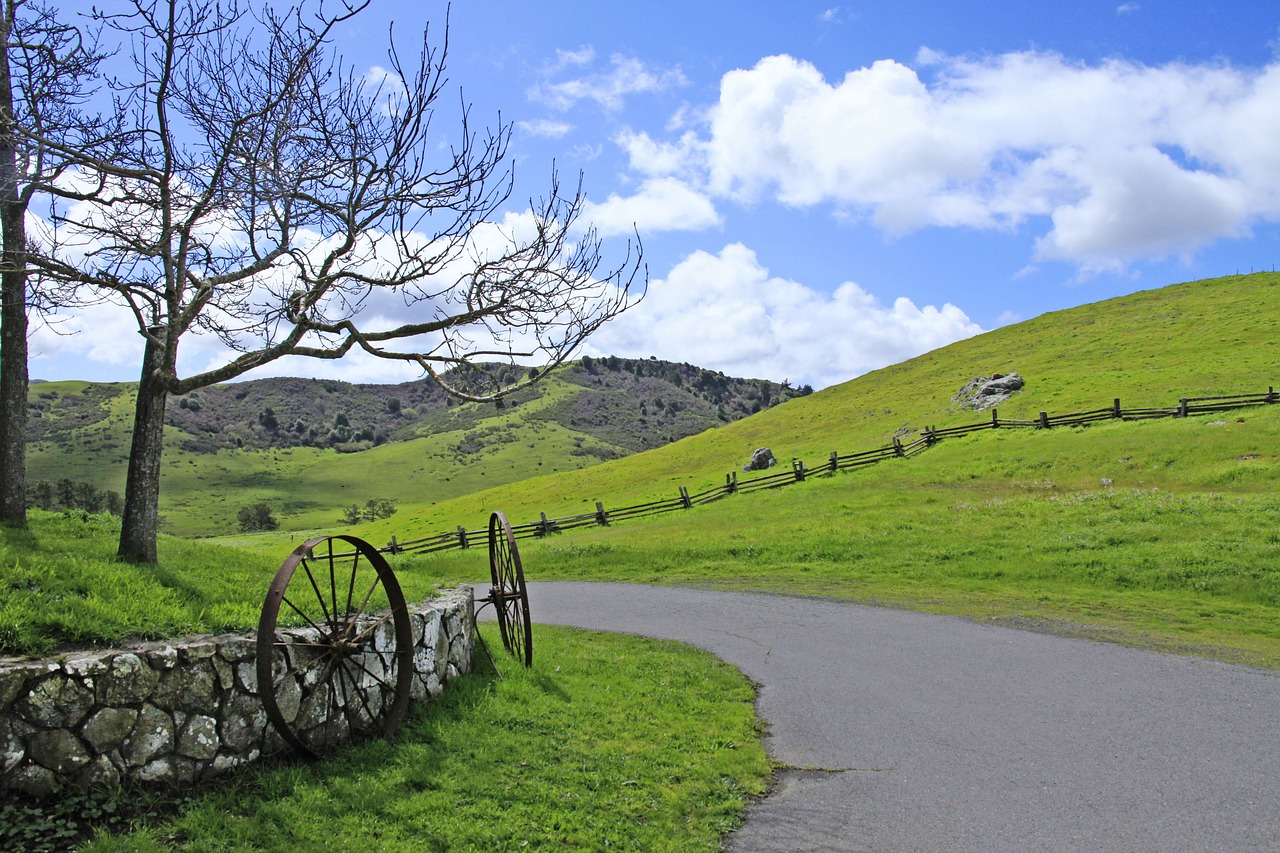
38, 0, 644, 562
0, 0, 114, 526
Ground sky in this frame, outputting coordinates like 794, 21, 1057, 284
29, 0, 1280, 390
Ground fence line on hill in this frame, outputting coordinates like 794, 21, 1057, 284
379, 386, 1277, 558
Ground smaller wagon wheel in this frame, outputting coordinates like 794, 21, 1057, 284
257, 535, 414, 758
488, 511, 533, 667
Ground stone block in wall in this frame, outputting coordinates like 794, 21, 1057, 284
100, 653, 161, 705
124, 704, 174, 768
82, 707, 138, 752
20, 674, 95, 728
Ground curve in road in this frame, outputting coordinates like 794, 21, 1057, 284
483, 582, 1280, 852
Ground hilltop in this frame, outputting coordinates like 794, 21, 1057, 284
24, 358, 809, 536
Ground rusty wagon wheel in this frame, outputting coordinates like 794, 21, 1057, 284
488, 511, 533, 667
256, 535, 414, 759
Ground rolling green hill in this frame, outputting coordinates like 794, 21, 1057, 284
12, 272, 1280, 665
264, 271, 1278, 666
311, 271, 1279, 535
24, 359, 807, 536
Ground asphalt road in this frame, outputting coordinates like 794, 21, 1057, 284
480, 582, 1280, 852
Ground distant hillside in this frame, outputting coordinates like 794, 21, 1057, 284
23, 358, 810, 536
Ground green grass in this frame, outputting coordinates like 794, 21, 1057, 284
303, 272, 1279, 543
0, 512, 450, 657
398, 407, 1280, 668
76, 625, 769, 852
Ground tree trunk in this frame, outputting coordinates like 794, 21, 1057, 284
117, 335, 168, 563
0, 198, 26, 527
0, 6, 27, 527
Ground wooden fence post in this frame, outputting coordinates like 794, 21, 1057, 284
1038, 411, 1049, 429
456, 526, 468, 549
679, 487, 692, 509
1113, 398, 1121, 418
595, 501, 609, 525
538, 512, 552, 537
829, 450, 839, 472
1268, 386, 1276, 404
991, 408, 999, 427
792, 460, 806, 482
387, 536, 399, 555
726, 472, 738, 493
1178, 398, 1189, 417
892, 437, 904, 457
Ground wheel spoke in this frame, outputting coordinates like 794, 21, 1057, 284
298, 557, 335, 629
348, 610, 397, 645
344, 650, 399, 694
269, 644, 333, 691
279, 594, 331, 636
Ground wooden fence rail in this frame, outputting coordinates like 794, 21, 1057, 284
378, 385, 1276, 558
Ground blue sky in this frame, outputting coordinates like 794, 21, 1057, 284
31, 0, 1280, 389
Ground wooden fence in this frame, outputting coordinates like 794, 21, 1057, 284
381, 386, 1277, 558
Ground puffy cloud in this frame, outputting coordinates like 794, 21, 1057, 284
1033, 148, 1248, 270
583, 177, 721, 237
664, 50, 1280, 268
615, 128, 708, 180
588, 243, 982, 389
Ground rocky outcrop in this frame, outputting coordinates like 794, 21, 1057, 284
953, 373, 1025, 410
743, 447, 777, 472
0, 587, 473, 796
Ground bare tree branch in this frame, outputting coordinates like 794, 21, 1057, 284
30, 0, 644, 561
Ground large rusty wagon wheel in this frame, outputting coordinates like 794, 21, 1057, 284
488, 511, 533, 667
257, 535, 414, 759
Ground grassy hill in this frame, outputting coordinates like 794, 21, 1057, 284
285, 271, 1280, 666
306, 271, 1278, 533
24, 359, 806, 536
9, 271, 1279, 665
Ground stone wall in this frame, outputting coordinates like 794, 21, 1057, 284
0, 587, 474, 796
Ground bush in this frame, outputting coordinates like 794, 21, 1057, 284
237, 503, 279, 532
338, 498, 398, 525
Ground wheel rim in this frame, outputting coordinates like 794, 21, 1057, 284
256, 535, 414, 758
488, 511, 533, 667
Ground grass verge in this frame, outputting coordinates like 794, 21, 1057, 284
72, 625, 769, 852
0, 512, 448, 657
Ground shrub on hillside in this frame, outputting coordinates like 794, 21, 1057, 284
237, 503, 279, 532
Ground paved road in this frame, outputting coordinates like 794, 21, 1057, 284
480, 582, 1280, 852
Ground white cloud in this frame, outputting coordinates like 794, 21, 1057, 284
583, 177, 721, 237
616, 128, 706, 179
588, 243, 982, 388
1116, 3, 1140, 15
1033, 147, 1248, 270
531, 52, 688, 112
517, 119, 573, 138
654, 50, 1280, 269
